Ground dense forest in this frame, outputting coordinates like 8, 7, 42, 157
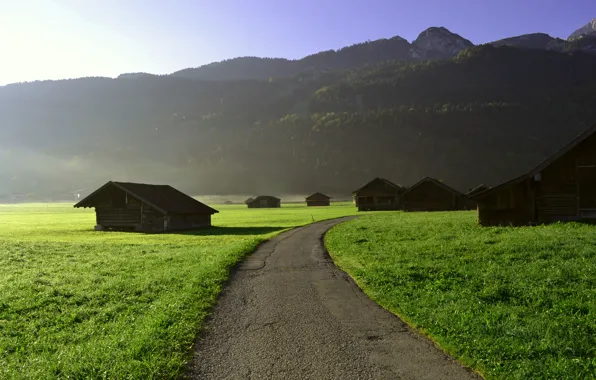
2, 42, 596, 200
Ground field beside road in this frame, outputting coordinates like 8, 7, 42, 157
326, 211, 596, 380
0, 202, 359, 379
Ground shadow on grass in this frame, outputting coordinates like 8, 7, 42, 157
171, 226, 288, 236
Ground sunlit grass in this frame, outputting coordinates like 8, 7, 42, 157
325, 212, 596, 380
0, 202, 360, 379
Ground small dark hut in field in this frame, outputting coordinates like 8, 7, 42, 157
471, 124, 596, 226
402, 177, 469, 212
305, 192, 331, 206
464, 184, 490, 210
352, 177, 406, 211
246, 195, 281, 208
74, 181, 218, 232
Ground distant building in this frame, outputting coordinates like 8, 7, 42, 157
466, 184, 489, 198
352, 177, 406, 211
471, 124, 596, 226
246, 195, 281, 208
305, 192, 331, 207
465, 184, 489, 210
402, 177, 469, 212
74, 181, 218, 232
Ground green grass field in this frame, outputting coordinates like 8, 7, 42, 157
325, 211, 596, 380
0, 202, 359, 380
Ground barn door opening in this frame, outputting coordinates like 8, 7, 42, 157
577, 165, 596, 218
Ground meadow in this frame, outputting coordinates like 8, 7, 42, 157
325, 211, 596, 380
0, 202, 360, 380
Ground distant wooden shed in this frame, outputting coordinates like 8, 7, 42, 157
74, 181, 218, 232
466, 184, 489, 197
352, 177, 406, 211
471, 124, 596, 226
305, 192, 331, 206
464, 184, 489, 210
246, 195, 281, 208
402, 177, 469, 212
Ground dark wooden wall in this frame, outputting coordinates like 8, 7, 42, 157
403, 182, 465, 212
354, 179, 402, 211
307, 200, 330, 206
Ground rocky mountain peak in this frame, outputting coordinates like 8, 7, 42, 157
411, 26, 474, 59
491, 33, 566, 51
568, 18, 596, 40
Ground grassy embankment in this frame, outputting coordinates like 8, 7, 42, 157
326, 211, 596, 380
0, 202, 359, 379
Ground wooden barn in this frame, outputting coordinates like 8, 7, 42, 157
466, 184, 489, 197
305, 192, 331, 206
74, 181, 218, 232
402, 177, 469, 212
464, 184, 489, 210
352, 177, 406, 211
471, 124, 596, 226
246, 195, 281, 208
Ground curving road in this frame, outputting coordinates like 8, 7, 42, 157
187, 217, 481, 380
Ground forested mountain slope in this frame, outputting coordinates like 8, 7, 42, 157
2, 45, 596, 199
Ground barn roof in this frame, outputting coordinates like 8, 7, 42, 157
466, 184, 489, 197
74, 181, 219, 215
249, 195, 281, 202
471, 123, 596, 200
352, 177, 405, 194
306, 192, 331, 200
403, 177, 464, 197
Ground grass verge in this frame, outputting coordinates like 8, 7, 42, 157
0, 203, 360, 379
325, 211, 596, 380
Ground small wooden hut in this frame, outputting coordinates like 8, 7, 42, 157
402, 177, 469, 212
464, 184, 489, 209
352, 177, 406, 211
246, 195, 281, 208
305, 192, 331, 206
74, 181, 218, 232
471, 124, 596, 226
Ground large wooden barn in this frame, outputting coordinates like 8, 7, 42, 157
74, 181, 218, 232
352, 177, 406, 211
471, 124, 596, 226
305, 192, 331, 206
402, 177, 469, 212
246, 195, 281, 208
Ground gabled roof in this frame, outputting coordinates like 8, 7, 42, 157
471, 123, 596, 200
306, 192, 331, 200
352, 177, 405, 194
466, 184, 489, 197
74, 181, 219, 215
402, 177, 464, 197
247, 195, 281, 204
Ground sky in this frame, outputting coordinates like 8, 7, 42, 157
1, 0, 595, 85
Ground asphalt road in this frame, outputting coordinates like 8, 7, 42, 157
187, 217, 481, 380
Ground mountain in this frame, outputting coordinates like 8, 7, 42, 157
491, 33, 566, 51
411, 27, 474, 59
170, 28, 466, 81
2, 45, 596, 200
569, 18, 596, 39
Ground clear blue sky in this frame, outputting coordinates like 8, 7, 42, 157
1, 0, 595, 85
